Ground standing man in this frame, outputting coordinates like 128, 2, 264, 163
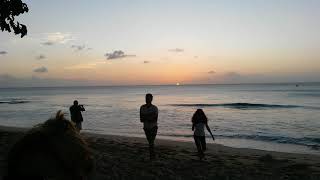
70, 100, 85, 132
140, 93, 158, 160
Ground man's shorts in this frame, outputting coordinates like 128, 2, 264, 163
143, 126, 158, 145
75, 122, 82, 130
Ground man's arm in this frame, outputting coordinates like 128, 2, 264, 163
140, 106, 144, 122
69, 106, 73, 118
154, 107, 158, 121
80, 105, 85, 111
150, 106, 158, 122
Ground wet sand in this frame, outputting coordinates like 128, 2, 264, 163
0, 125, 320, 180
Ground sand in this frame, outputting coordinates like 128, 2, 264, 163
0, 125, 320, 180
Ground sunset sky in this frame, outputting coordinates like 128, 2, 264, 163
0, 0, 320, 87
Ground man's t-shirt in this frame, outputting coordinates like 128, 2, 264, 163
69, 105, 85, 123
140, 104, 158, 129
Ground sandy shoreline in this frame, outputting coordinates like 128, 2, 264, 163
0, 125, 320, 179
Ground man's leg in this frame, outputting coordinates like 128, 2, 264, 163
143, 128, 152, 158
144, 128, 151, 143
144, 127, 158, 159
76, 122, 82, 132
149, 126, 158, 159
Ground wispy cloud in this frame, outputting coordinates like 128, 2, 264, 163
33, 66, 48, 73
0, 51, 8, 55
143, 61, 150, 64
105, 50, 136, 60
65, 61, 106, 70
168, 48, 184, 52
0, 74, 15, 81
41, 32, 74, 46
71, 45, 86, 51
224, 72, 241, 78
41, 41, 54, 46
208, 70, 215, 74
0, 74, 99, 88
36, 54, 46, 60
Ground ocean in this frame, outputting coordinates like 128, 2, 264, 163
0, 83, 319, 155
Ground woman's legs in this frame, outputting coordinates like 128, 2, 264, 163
194, 136, 205, 159
200, 136, 206, 152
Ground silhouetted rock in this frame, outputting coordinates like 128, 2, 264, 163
258, 154, 274, 162
6, 111, 94, 179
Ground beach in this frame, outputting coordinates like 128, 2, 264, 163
1, 84, 320, 155
2, 0, 320, 179
1, 125, 319, 180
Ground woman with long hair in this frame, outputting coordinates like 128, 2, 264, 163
192, 109, 214, 160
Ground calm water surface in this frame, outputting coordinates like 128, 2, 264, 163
0, 84, 319, 154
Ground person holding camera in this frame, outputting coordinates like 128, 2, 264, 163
69, 100, 85, 131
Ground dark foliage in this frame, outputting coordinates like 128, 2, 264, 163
0, 0, 28, 38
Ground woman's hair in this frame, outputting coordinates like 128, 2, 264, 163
192, 109, 208, 124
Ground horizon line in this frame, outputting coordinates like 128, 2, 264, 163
0, 81, 319, 89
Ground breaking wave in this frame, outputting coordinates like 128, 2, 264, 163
0, 100, 30, 104
161, 133, 320, 150
170, 103, 301, 109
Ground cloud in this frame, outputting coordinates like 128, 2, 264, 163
65, 61, 106, 70
41, 41, 54, 46
71, 45, 86, 51
36, 54, 46, 60
41, 32, 74, 46
33, 66, 48, 73
143, 61, 150, 64
105, 50, 136, 60
224, 72, 241, 78
0, 51, 8, 55
0, 74, 15, 81
208, 70, 215, 74
214, 72, 261, 84
168, 48, 184, 52
0, 74, 101, 88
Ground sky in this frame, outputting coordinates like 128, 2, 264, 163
0, 0, 320, 87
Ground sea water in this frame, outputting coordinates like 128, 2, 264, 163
0, 83, 319, 155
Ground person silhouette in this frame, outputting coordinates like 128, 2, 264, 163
140, 93, 158, 160
69, 100, 85, 131
192, 109, 214, 160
